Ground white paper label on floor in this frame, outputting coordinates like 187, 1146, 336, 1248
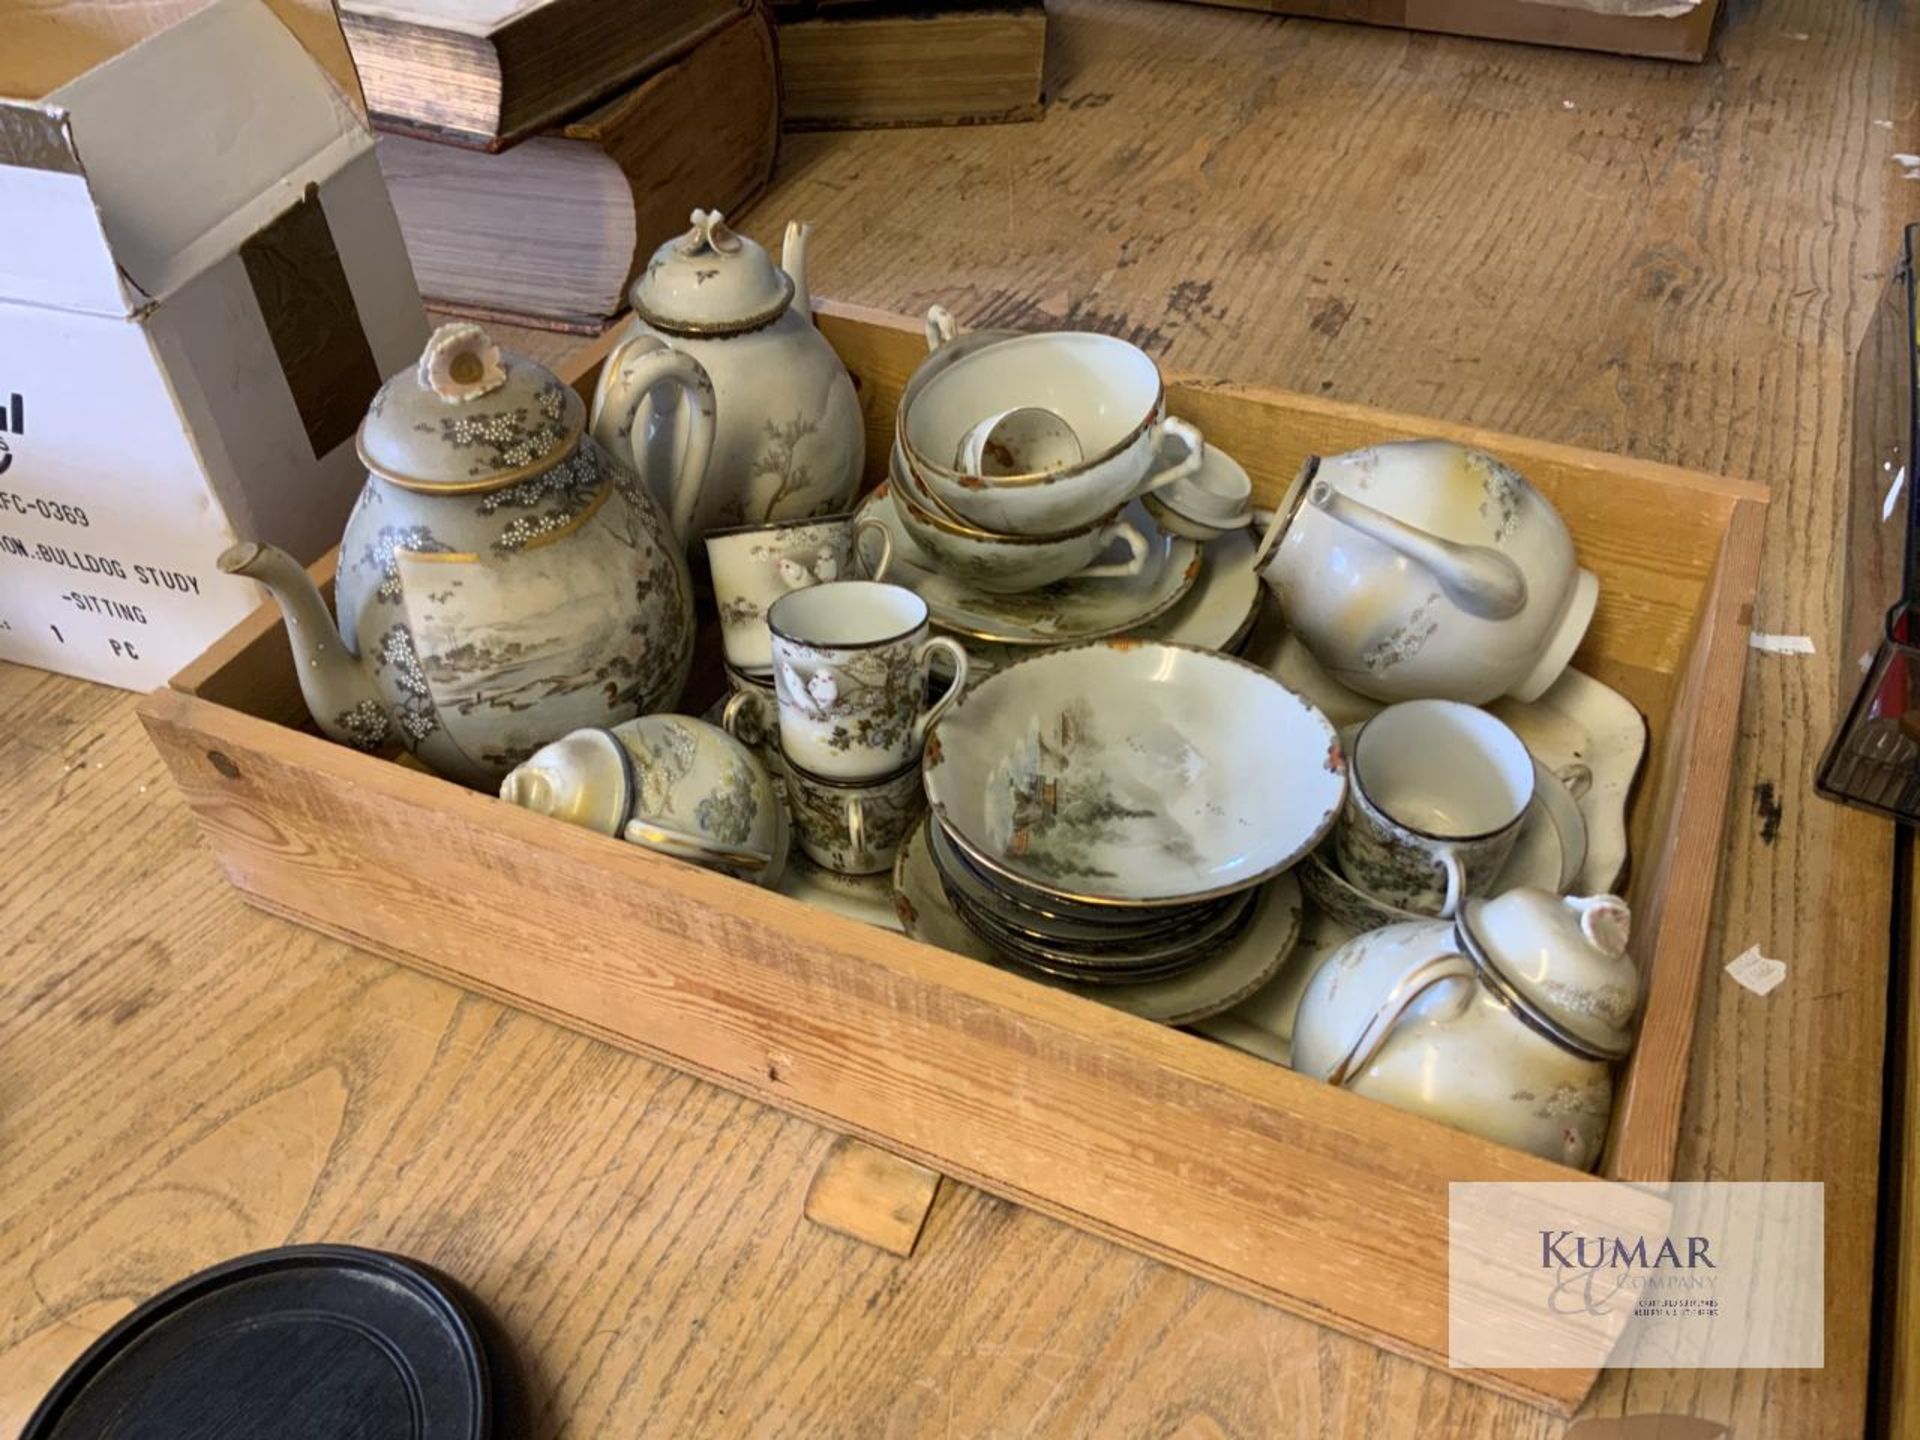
1884, 464, 1908, 520
1725, 945, 1787, 995
1749, 633, 1816, 656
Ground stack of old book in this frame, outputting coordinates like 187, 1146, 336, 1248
771, 1, 1048, 130
344, 0, 780, 332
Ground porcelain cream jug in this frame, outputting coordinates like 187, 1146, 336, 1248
592, 209, 865, 549
1253, 439, 1598, 704
220, 322, 702, 790
1289, 886, 1638, 1169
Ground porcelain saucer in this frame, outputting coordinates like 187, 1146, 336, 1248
857, 485, 1201, 646
950, 527, 1260, 682
893, 817, 1305, 1025
947, 877, 1258, 974
926, 817, 1236, 940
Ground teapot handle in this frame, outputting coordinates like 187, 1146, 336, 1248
1308, 481, 1528, 621
1324, 952, 1478, 1088
589, 332, 718, 549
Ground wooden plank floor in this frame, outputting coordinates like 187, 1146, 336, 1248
0, 2, 1909, 1434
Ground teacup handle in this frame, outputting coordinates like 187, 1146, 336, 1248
1557, 761, 1593, 802
911, 637, 970, 749
1323, 952, 1478, 1088
1136, 417, 1206, 497
845, 796, 869, 870
855, 516, 895, 583
1072, 521, 1151, 581
1437, 847, 1468, 920
721, 690, 754, 739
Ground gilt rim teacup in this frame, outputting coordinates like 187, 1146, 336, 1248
1335, 699, 1534, 916
768, 580, 968, 780
706, 512, 894, 673
781, 755, 926, 875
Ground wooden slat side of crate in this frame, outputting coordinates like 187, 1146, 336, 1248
139, 681, 1612, 1413
142, 304, 1766, 1414
1604, 497, 1764, 1181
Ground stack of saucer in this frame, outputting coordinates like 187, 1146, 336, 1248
924, 819, 1256, 983
901, 640, 1345, 1016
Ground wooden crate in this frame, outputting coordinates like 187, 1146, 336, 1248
1178, 0, 1722, 62
138, 302, 1765, 1414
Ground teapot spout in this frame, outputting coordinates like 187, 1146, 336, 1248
781, 220, 813, 321
1307, 482, 1528, 622
218, 540, 392, 751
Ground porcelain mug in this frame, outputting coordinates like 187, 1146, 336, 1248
706, 513, 894, 673
1335, 699, 1535, 916
768, 580, 969, 780
782, 758, 926, 875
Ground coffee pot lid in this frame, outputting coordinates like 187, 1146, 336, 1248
1457, 888, 1639, 1061
630, 209, 794, 337
359, 322, 585, 492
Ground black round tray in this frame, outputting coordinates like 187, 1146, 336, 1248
22, 1244, 500, 1440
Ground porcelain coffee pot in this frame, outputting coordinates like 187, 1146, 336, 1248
220, 322, 702, 790
1289, 881, 1638, 1170
592, 209, 865, 550
1253, 439, 1599, 704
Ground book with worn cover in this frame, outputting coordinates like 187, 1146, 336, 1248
342, 0, 750, 149
377, 2, 779, 331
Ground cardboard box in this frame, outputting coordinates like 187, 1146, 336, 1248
0, 0, 427, 691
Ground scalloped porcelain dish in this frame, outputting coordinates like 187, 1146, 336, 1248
922, 642, 1345, 907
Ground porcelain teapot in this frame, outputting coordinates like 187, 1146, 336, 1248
220, 322, 703, 789
1253, 439, 1598, 705
591, 209, 865, 550
1289, 882, 1638, 1170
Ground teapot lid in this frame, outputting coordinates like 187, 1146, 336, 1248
1457, 889, 1639, 1061
358, 322, 585, 492
630, 209, 794, 337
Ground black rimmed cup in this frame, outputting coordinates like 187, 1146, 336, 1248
1335, 699, 1535, 916
767, 580, 968, 780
